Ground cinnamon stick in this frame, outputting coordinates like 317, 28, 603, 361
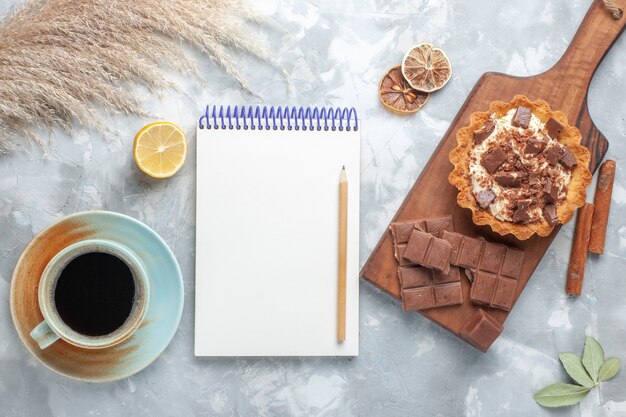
566, 203, 595, 296
589, 160, 616, 254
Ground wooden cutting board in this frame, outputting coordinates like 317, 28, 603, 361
361, 0, 626, 350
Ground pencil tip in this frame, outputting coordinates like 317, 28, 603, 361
342, 165, 345, 170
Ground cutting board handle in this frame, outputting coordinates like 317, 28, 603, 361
550, 0, 626, 85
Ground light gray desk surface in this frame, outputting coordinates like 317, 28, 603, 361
1, 0, 625, 416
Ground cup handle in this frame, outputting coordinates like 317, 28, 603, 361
30, 320, 60, 349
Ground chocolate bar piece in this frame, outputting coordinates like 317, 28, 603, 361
473, 118, 495, 145
481, 146, 507, 174
494, 172, 522, 187
545, 117, 563, 140
441, 231, 524, 311
399, 266, 463, 311
543, 203, 559, 225
459, 308, 504, 352
474, 189, 496, 208
512, 105, 532, 129
471, 271, 518, 310
545, 145, 562, 166
391, 216, 454, 267
404, 230, 452, 273
543, 178, 558, 204
559, 146, 578, 168
512, 199, 532, 224
390, 216, 453, 243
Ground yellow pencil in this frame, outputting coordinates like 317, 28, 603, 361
337, 166, 348, 343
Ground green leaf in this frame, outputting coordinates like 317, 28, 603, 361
534, 383, 592, 407
582, 336, 605, 382
559, 353, 596, 388
598, 357, 621, 382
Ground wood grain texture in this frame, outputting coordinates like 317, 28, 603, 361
361, 0, 625, 350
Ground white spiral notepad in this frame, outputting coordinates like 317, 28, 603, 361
195, 106, 360, 356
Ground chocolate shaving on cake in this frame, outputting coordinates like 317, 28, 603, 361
473, 118, 495, 145
559, 147, 578, 168
494, 172, 522, 187
513, 156, 527, 172
511, 106, 532, 129
481, 146, 507, 174
545, 118, 563, 140
475, 190, 496, 209
528, 173, 541, 187
517, 199, 532, 210
524, 135, 548, 155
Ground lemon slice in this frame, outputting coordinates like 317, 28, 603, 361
133, 122, 187, 178
401, 43, 452, 93
379, 66, 429, 115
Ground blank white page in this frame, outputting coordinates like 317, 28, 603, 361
195, 124, 359, 356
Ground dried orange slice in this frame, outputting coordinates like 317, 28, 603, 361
379, 66, 429, 115
133, 121, 187, 178
401, 43, 452, 93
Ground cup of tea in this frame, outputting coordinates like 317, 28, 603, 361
30, 239, 150, 350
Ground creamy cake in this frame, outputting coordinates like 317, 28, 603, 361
449, 95, 592, 240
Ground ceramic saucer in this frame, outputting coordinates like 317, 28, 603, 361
10, 210, 184, 382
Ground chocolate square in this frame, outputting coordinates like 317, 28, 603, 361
441, 231, 463, 264
398, 267, 431, 288
475, 189, 496, 209
543, 203, 559, 226
403, 230, 431, 265
494, 172, 522, 187
492, 277, 517, 310
545, 145, 562, 166
545, 117, 563, 140
501, 249, 524, 278
456, 237, 484, 269
402, 287, 436, 311
404, 230, 453, 273
512, 106, 532, 129
479, 243, 506, 273
512, 200, 532, 224
390, 222, 418, 244
432, 266, 461, 285
482, 147, 507, 174
434, 283, 464, 306
543, 178, 558, 204
470, 271, 497, 304
395, 244, 416, 267
399, 265, 464, 311
424, 217, 454, 238
473, 119, 495, 145
559, 147, 577, 168
424, 239, 452, 274
460, 309, 504, 352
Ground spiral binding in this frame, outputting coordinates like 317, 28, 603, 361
198, 106, 358, 132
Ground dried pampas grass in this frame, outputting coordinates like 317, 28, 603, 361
0, 0, 283, 151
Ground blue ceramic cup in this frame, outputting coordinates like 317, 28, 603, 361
30, 239, 150, 350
